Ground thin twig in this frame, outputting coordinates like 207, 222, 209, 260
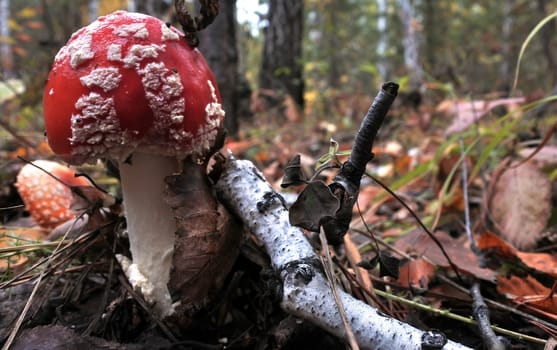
373, 287, 547, 345
2, 212, 89, 348
438, 274, 557, 336
1, 264, 46, 350
319, 229, 359, 350
368, 173, 464, 282
457, 111, 478, 253
83, 238, 116, 335
0, 119, 37, 149
339, 265, 547, 346
470, 282, 507, 350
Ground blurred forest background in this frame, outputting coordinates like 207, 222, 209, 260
1, 0, 556, 143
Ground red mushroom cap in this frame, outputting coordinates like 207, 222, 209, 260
15, 160, 91, 229
43, 11, 225, 165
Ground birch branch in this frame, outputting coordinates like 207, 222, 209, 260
215, 158, 472, 350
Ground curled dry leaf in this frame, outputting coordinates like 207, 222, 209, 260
164, 161, 241, 326
289, 180, 340, 232
488, 160, 551, 250
438, 97, 525, 135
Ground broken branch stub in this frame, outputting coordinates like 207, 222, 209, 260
174, 0, 220, 47
324, 82, 398, 244
288, 82, 399, 244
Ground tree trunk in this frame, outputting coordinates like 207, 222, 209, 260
197, 0, 242, 136
88, 0, 99, 21
0, 0, 14, 79
422, 0, 435, 70
376, 0, 388, 80
325, 1, 340, 89
259, 0, 304, 108
398, 0, 423, 89
127, 0, 136, 12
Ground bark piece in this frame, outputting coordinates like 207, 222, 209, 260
165, 161, 241, 326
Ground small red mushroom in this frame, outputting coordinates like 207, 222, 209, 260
42, 11, 225, 317
15, 160, 91, 229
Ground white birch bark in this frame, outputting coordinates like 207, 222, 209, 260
398, 0, 424, 89
215, 157, 471, 350
88, 0, 99, 22
127, 0, 137, 12
376, 0, 389, 80
0, 0, 14, 78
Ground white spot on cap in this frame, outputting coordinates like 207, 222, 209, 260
205, 80, 225, 126
121, 44, 165, 69
80, 67, 122, 92
161, 24, 180, 41
55, 31, 95, 69
70, 92, 126, 162
137, 62, 185, 136
107, 44, 123, 62
191, 80, 225, 156
107, 43, 165, 69
113, 23, 149, 39
49, 88, 54, 96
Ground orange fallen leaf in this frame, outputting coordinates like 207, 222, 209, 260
497, 275, 557, 320
223, 139, 256, 156
398, 257, 436, 290
476, 231, 517, 258
477, 231, 557, 277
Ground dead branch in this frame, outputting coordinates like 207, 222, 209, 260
215, 157, 472, 350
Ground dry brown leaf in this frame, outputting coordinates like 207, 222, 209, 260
438, 97, 525, 135
164, 161, 241, 326
488, 161, 551, 250
394, 229, 496, 281
356, 185, 382, 213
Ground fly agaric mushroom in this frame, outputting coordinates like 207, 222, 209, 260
15, 160, 91, 229
42, 11, 225, 317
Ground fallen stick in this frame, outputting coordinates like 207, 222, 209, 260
215, 157, 472, 350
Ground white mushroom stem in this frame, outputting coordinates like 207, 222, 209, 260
117, 152, 177, 317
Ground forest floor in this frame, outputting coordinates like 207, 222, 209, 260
1, 90, 557, 349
